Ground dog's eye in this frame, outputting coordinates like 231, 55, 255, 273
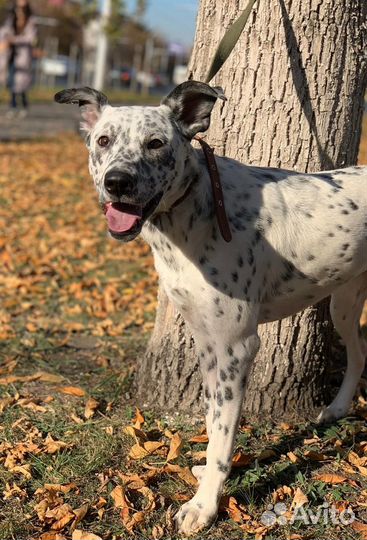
98, 136, 110, 147
147, 139, 164, 150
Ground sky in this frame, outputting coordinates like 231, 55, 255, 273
125, 0, 198, 48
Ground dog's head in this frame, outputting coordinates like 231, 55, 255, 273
55, 81, 225, 242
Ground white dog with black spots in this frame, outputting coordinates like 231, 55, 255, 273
55, 82, 367, 536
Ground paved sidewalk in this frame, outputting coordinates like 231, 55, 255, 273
0, 103, 80, 141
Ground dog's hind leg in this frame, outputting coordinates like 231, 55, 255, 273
175, 330, 260, 535
318, 272, 367, 423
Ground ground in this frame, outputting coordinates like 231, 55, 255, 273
0, 117, 367, 540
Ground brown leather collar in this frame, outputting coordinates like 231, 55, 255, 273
194, 136, 232, 243
168, 137, 232, 243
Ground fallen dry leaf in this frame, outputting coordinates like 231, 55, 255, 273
123, 510, 145, 533
313, 473, 347, 484
232, 451, 255, 467
287, 451, 300, 463
44, 434, 70, 454
0, 371, 63, 385
84, 397, 99, 419
110, 485, 130, 510
220, 495, 250, 523
189, 433, 209, 443
164, 463, 198, 486
303, 449, 327, 461
117, 468, 161, 489
72, 530, 102, 540
40, 533, 67, 540
2, 481, 27, 500
70, 504, 89, 533
272, 485, 294, 503
351, 521, 367, 540
291, 487, 309, 509
167, 432, 183, 462
0, 396, 16, 413
129, 440, 165, 460
48, 503, 75, 530
133, 407, 145, 429
57, 386, 86, 397
124, 425, 147, 442
257, 448, 276, 461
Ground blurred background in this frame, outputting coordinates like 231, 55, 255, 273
0, 0, 198, 137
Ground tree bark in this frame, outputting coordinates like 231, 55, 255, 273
136, 0, 367, 417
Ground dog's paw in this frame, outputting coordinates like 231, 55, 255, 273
316, 405, 348, 424
175, 497, 217, 536
191, 465, 205, 483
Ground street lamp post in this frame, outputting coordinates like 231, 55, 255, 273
93, 0, 111, 90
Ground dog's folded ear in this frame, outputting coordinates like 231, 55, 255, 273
161, 80, 226, 139
54, 87, 108, 133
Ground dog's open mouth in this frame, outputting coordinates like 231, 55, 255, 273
104, 193, 162, 240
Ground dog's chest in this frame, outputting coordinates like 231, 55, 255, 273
151, 240, 206, 316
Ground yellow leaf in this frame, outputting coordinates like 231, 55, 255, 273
190, 450, 207, 462
144, 440, 165, 454
164, 463, 198, 486
40, 533, 67, 540
167, 432, 183, 462
303, 437, 320, 445
0, 397, 15, 413
10, 465, 31, 479
291, 487, 309, 509
133, 408, 145, 429
136, 486, 156, 512
351, 522, 367, 540
313, 473, 347, 484
0, 371, 63, 385
2, 481, 27, 500
84, 397, 99, 419
70, 504, 89, 533
44, 434, 69, 454
110, 485, 129, 510
287, 451, 300, 464
280, 422, 294, 431
72, 530, 102, 540
128, 442, 149, 460
152, 525, 164, 539
220, 495, 250, 523
189, 433, 209, 443
123, 510, 145, 533
129, 439, 165, 459
48, 503, 75, 530
272, 485, 294, 503
34, 371, 64, 383
57, 386, 86, 397
70, 413, 84, 424
43, 483, 77, 494
123, 425, 147, 442
349, 451, 367, 469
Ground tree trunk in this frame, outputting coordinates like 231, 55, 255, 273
136, 0, 367, 417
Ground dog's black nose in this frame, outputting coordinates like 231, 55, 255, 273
104, 170, 135, 198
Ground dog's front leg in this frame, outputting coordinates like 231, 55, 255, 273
175, 332, 260, 536
191, 343, 218, 484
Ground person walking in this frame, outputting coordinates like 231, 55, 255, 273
0, 0, 36, 119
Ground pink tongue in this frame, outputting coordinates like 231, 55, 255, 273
105, 202, 142, 233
